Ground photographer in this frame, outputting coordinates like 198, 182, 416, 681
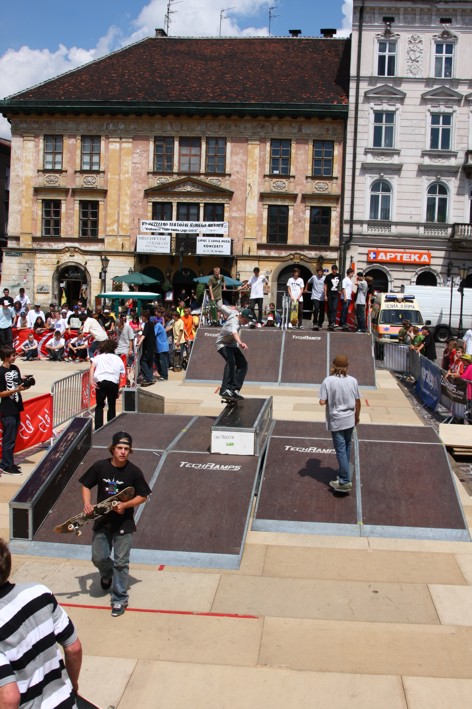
0, 345, 34, 475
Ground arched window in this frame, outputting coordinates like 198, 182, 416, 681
369, 180, 391, 220
426, 183, 448, 223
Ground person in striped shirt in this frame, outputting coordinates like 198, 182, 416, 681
0, 538, 82, 707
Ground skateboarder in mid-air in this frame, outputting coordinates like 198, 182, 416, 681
79, 431, 151, 617
216, 305, 256, 402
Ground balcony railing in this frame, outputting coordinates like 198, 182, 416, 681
452, 223, 472, 240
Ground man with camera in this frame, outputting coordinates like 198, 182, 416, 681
0, 345, 34, 475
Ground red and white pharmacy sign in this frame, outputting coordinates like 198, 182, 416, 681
367, 249, 431, 265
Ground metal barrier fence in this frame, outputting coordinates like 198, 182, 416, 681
375, 342, 468, 423
51, 369, 92, 429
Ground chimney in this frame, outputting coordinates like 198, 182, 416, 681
320, 28, 337, 38
288, 29, 302, 37
155, 28, 168, 37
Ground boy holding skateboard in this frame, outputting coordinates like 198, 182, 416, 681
216, 305, 256, 402
79, 431, 151, 617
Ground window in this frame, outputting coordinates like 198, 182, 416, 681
309, 207, 331, 245
426, 183, 448, 223
270, 140, 291, 175
434, 42, 454, 78
430, 114, 452, 150
43, 136, 63, 170
206, 138, 226, 174
154, 137, 174, 173
179, 138, 201, 173
267, 205, 289, 243
373, 112, 395, 148
313, 141, 333, 176
81, 136, 100, 171
369, 180, 392, 221
203, 203, 224, 222
377, 41, 396, 77
79, 201, 99, 238
177, 202, 200, 221
42, 200, 61, 236
152, 202, 173, 221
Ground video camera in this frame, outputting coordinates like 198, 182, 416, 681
21, 375, 36, 389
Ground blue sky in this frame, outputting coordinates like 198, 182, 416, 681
0, 0, 352, 138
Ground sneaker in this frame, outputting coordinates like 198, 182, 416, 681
111, 602, 126, 617
220, 389, 236, 400
100, 576, 112, 591
329, 480, 352, 492
312, 326, 320, 331
141, 381, 153, 387
232, 390, 244, 400
2, 465, 22, 476
298, 325, 304, 329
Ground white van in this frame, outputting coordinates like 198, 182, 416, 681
371, 292, 423, 342
402, 285, 472, 342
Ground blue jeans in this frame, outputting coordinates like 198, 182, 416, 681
92, 530, 133, 605
1, 415, 20, 469
331, 427, 354, 485
339, 299, 350, 327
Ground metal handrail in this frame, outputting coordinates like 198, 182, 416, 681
51, 369, 92, 429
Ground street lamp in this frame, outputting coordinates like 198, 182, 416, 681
458, 262, 468, 337
100, 255, 110, 302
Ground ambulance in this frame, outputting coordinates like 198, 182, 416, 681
370, 292, 423, 342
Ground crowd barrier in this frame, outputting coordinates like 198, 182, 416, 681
376, 343, 469, 423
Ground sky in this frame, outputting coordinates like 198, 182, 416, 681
0, 0, 353, 139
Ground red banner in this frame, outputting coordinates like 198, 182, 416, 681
0, 393, 53, 456
13, 329, 80, 358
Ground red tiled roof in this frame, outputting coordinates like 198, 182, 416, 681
8, 37, 350, 108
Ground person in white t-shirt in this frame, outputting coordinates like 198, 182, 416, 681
464, 326, 472, 355
26, 304, 46, 329
339, 268, 355, 331
287, 267, 305, 329
90, 339, 125, 429
245, 267, 268, 325
305, 266, 326, 331
79, 313, 108, 357
45, 331, 65, 361
13, 288, 30, 311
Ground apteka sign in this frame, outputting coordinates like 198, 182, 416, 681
367, 249, 431, 264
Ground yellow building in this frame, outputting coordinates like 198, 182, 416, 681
0, 33, 349, 309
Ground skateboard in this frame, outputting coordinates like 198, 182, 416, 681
220, 396, 239, 406
210, 299, 218, 325
54, 487, 135, 536
290, 300, 299, 327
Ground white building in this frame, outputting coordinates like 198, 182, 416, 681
343, 0, 472, 292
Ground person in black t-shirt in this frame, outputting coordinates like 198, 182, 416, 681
324, 264, 341, 329
0, 346, 26, 476
79, 431, 151, 617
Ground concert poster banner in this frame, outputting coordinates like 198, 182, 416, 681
0, 393, 53, 456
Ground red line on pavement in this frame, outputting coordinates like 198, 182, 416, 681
61, 602, 259, 620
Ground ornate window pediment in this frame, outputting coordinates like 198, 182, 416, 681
421, 86, 463, 103
364, 85, 406, 102
144, 176, 233, 199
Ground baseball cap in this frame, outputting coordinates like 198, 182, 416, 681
241, 308, 257, 322
104, 308, 111, 313
3, 300, 10, 306
112, 431, 133, 447
333, 354, 349, 368
461, 354, 472, 363
34, 302, 41, 307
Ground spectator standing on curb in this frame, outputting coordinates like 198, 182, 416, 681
245, 267, 268, 325
287, 266, 305, 329
13, 287, 30, 312
137, 310, 156, 386
0, 345, 26, 476
0, 302, 14, 347
324, 265, 340, 330
2, 288, 13, 307
319, 354, 361, 493
355, 272, 368, 333
305, 266, 326, 331
0, 538, 82, 706
26, 303, 46, 329
154, 319, 169, 381
339, 268, 355, 331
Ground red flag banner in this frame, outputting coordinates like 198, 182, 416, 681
0, 393, 53, 456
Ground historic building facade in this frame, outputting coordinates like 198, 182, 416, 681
0, 35, 349, 308
343, 0, 472, 292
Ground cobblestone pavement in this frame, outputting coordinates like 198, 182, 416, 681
386, 341, 472, 495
